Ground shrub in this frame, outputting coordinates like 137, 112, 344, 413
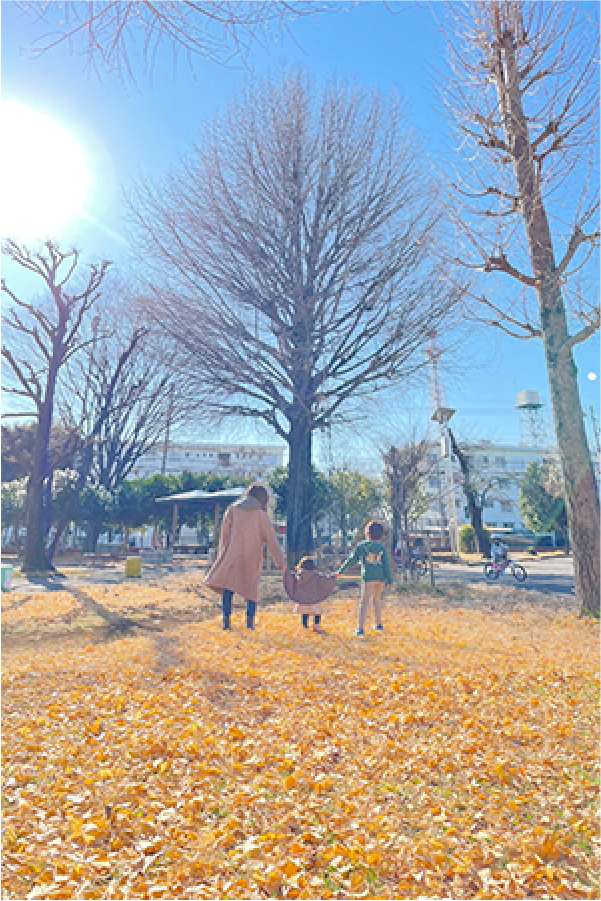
460, 525, 475, 553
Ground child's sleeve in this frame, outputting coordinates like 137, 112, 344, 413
337, 545, 361, 574
383, 546, 393, 585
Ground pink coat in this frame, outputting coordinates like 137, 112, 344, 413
284, 569, 337, 615
204, 496, 285, 603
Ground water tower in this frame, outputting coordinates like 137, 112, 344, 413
516, 390, 547, 446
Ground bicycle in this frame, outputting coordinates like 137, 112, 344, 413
484, 558, 527, 582
404, 557, 429, 578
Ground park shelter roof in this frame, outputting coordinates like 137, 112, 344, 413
155, 488, 245, 507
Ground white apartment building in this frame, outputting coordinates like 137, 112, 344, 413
416, 441, 563, 534
130, 442, 285, 481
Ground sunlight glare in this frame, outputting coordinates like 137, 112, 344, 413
1, 103, 90, 242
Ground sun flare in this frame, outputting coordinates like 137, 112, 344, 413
1, 103, 91, 242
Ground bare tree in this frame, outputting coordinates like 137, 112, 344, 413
65, 325, 186, 488
48, 314, 191, 559
46, 326, 146, 560
129, 71, 461, 563
437, 1, 600, 615
1, 241, 110, 572
448, 429, 511, 557
382, 433, 434, 568
16, 1, 332, 81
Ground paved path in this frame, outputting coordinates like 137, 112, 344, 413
5, 560, 205, 595
4, 556, 575, 598
434, 556, 575, 596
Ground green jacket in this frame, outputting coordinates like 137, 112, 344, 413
337, 540, 392, 584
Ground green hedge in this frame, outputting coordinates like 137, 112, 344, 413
459, 525, 475, 553
459, 524, 491, 553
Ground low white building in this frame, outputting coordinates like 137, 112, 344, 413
416, 441, 564, 535
129, 442, 285, 482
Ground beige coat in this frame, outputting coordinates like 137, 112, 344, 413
204, 496, 285, 602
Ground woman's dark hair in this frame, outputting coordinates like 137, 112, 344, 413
247, 483, 269, 510
367, 520, 384, 541
296, 556, 316, 572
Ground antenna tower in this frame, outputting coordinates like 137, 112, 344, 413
427, 331, 446, 415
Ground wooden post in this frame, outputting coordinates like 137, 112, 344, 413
172, 503, 179, 547
214, 503, 221, 552
426, 535, 435, 589
401, 538, 408, 583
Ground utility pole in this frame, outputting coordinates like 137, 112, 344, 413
432, 407, 460, 558
428, 332, 459, 555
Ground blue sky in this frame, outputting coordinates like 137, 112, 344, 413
2, 1, 599, 468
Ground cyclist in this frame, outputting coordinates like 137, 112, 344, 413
491, 535, 509, 573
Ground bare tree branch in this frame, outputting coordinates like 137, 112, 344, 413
482, 252, 537, 286
555, 225, 599, 282
558, 309, 601, 362
16, 1, 335, 83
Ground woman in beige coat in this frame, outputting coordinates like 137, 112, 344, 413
205, 483, 286, 630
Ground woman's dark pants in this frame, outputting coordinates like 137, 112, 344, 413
222, 590, 256, 630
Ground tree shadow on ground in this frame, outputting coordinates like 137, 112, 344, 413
67, 585, 165, 639
16, 573, 67, 591
3, 594, 41, 612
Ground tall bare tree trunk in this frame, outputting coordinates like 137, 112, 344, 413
546, 340, 600, 613
498, 30, 600, 616
23, 387, 56, 573
23, 454, 48, 572
286, 412, 313, 567
469, 502, 490, 557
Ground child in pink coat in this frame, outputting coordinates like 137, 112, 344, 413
284, 556, 337, 634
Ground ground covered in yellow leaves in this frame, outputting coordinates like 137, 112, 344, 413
2, 579, 599, 900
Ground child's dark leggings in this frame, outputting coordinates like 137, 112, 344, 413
222, 590, 256, 628
302, 613, 322, 628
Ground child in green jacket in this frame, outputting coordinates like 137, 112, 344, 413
337, 520, 393, 636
